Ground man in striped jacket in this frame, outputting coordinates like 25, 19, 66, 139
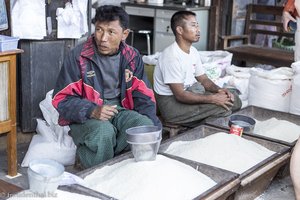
52, 5, 161, 168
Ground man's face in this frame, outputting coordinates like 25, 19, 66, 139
94, 20, 129, 55
180, 15, 201, 43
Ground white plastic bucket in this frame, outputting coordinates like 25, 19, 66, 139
27, 159, 64, 194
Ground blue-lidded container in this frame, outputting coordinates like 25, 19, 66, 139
0, 35, 19, 52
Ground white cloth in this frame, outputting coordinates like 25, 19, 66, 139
154, 42, 205, 95
56, 1, 88, 39
11, 0, 46, 39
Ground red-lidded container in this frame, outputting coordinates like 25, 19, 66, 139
229, 124, 243, 136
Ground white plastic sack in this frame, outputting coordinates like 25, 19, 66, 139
226, 65, 251, 101
142, 52, 161, 65
21, 90, 76, 167
213, 74, 249, 109
199, 50, 233, 81
21, 119, 76, 167
226, 65, 251, 79
213, 75, 233, 88
39, 90, 60, 127
290, 61, 300, 115
248, 67, 293, 112
241, 99, 249, 109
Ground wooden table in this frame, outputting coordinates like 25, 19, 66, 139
0, 49, 23, 177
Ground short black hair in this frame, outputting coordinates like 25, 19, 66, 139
92, 5, 129, 30
170, 10, 196, 36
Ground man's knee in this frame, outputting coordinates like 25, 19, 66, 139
120, 110, 154, 127
232, 94, 242, 112
79, 120, 117, 152
90, 120, 116, 139
227, 88, 242, 112
133, 114, 153, 126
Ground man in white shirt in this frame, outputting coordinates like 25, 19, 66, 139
154, 10, 242, 127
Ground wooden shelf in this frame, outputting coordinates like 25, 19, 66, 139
0, 48, 23, 177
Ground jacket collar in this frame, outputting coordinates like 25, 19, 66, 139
81, 34, 126, 61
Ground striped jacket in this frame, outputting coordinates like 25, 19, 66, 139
52, 35, 161, 127
284, 0, 299, 17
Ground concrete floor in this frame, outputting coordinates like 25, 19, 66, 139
255, 175, 295, 200
0, 141, 296, 200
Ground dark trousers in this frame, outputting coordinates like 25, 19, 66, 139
155, 88, 242, 127
70, 106, 153, 168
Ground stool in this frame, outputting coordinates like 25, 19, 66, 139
163, 122, 188, 138
159, 115, 189, 138
130, 29, 152, 55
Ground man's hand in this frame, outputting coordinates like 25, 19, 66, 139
90, 105, 118, 120
211, 92, 233, 111
283, 11, 296, 32
218, 88, 234, 102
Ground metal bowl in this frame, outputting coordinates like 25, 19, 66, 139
126, 125, 161, 143
126, 126, 162, 162
128, 139, 162, 162
228, 114, 256, 133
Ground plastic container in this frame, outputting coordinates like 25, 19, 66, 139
0, 35, 19, 52
148, 0, 164, 4
126, 126, 162, 161
228, 114, 256, 134
27, 159, 64, 194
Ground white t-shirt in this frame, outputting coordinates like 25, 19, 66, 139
154, 42, 205, 95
